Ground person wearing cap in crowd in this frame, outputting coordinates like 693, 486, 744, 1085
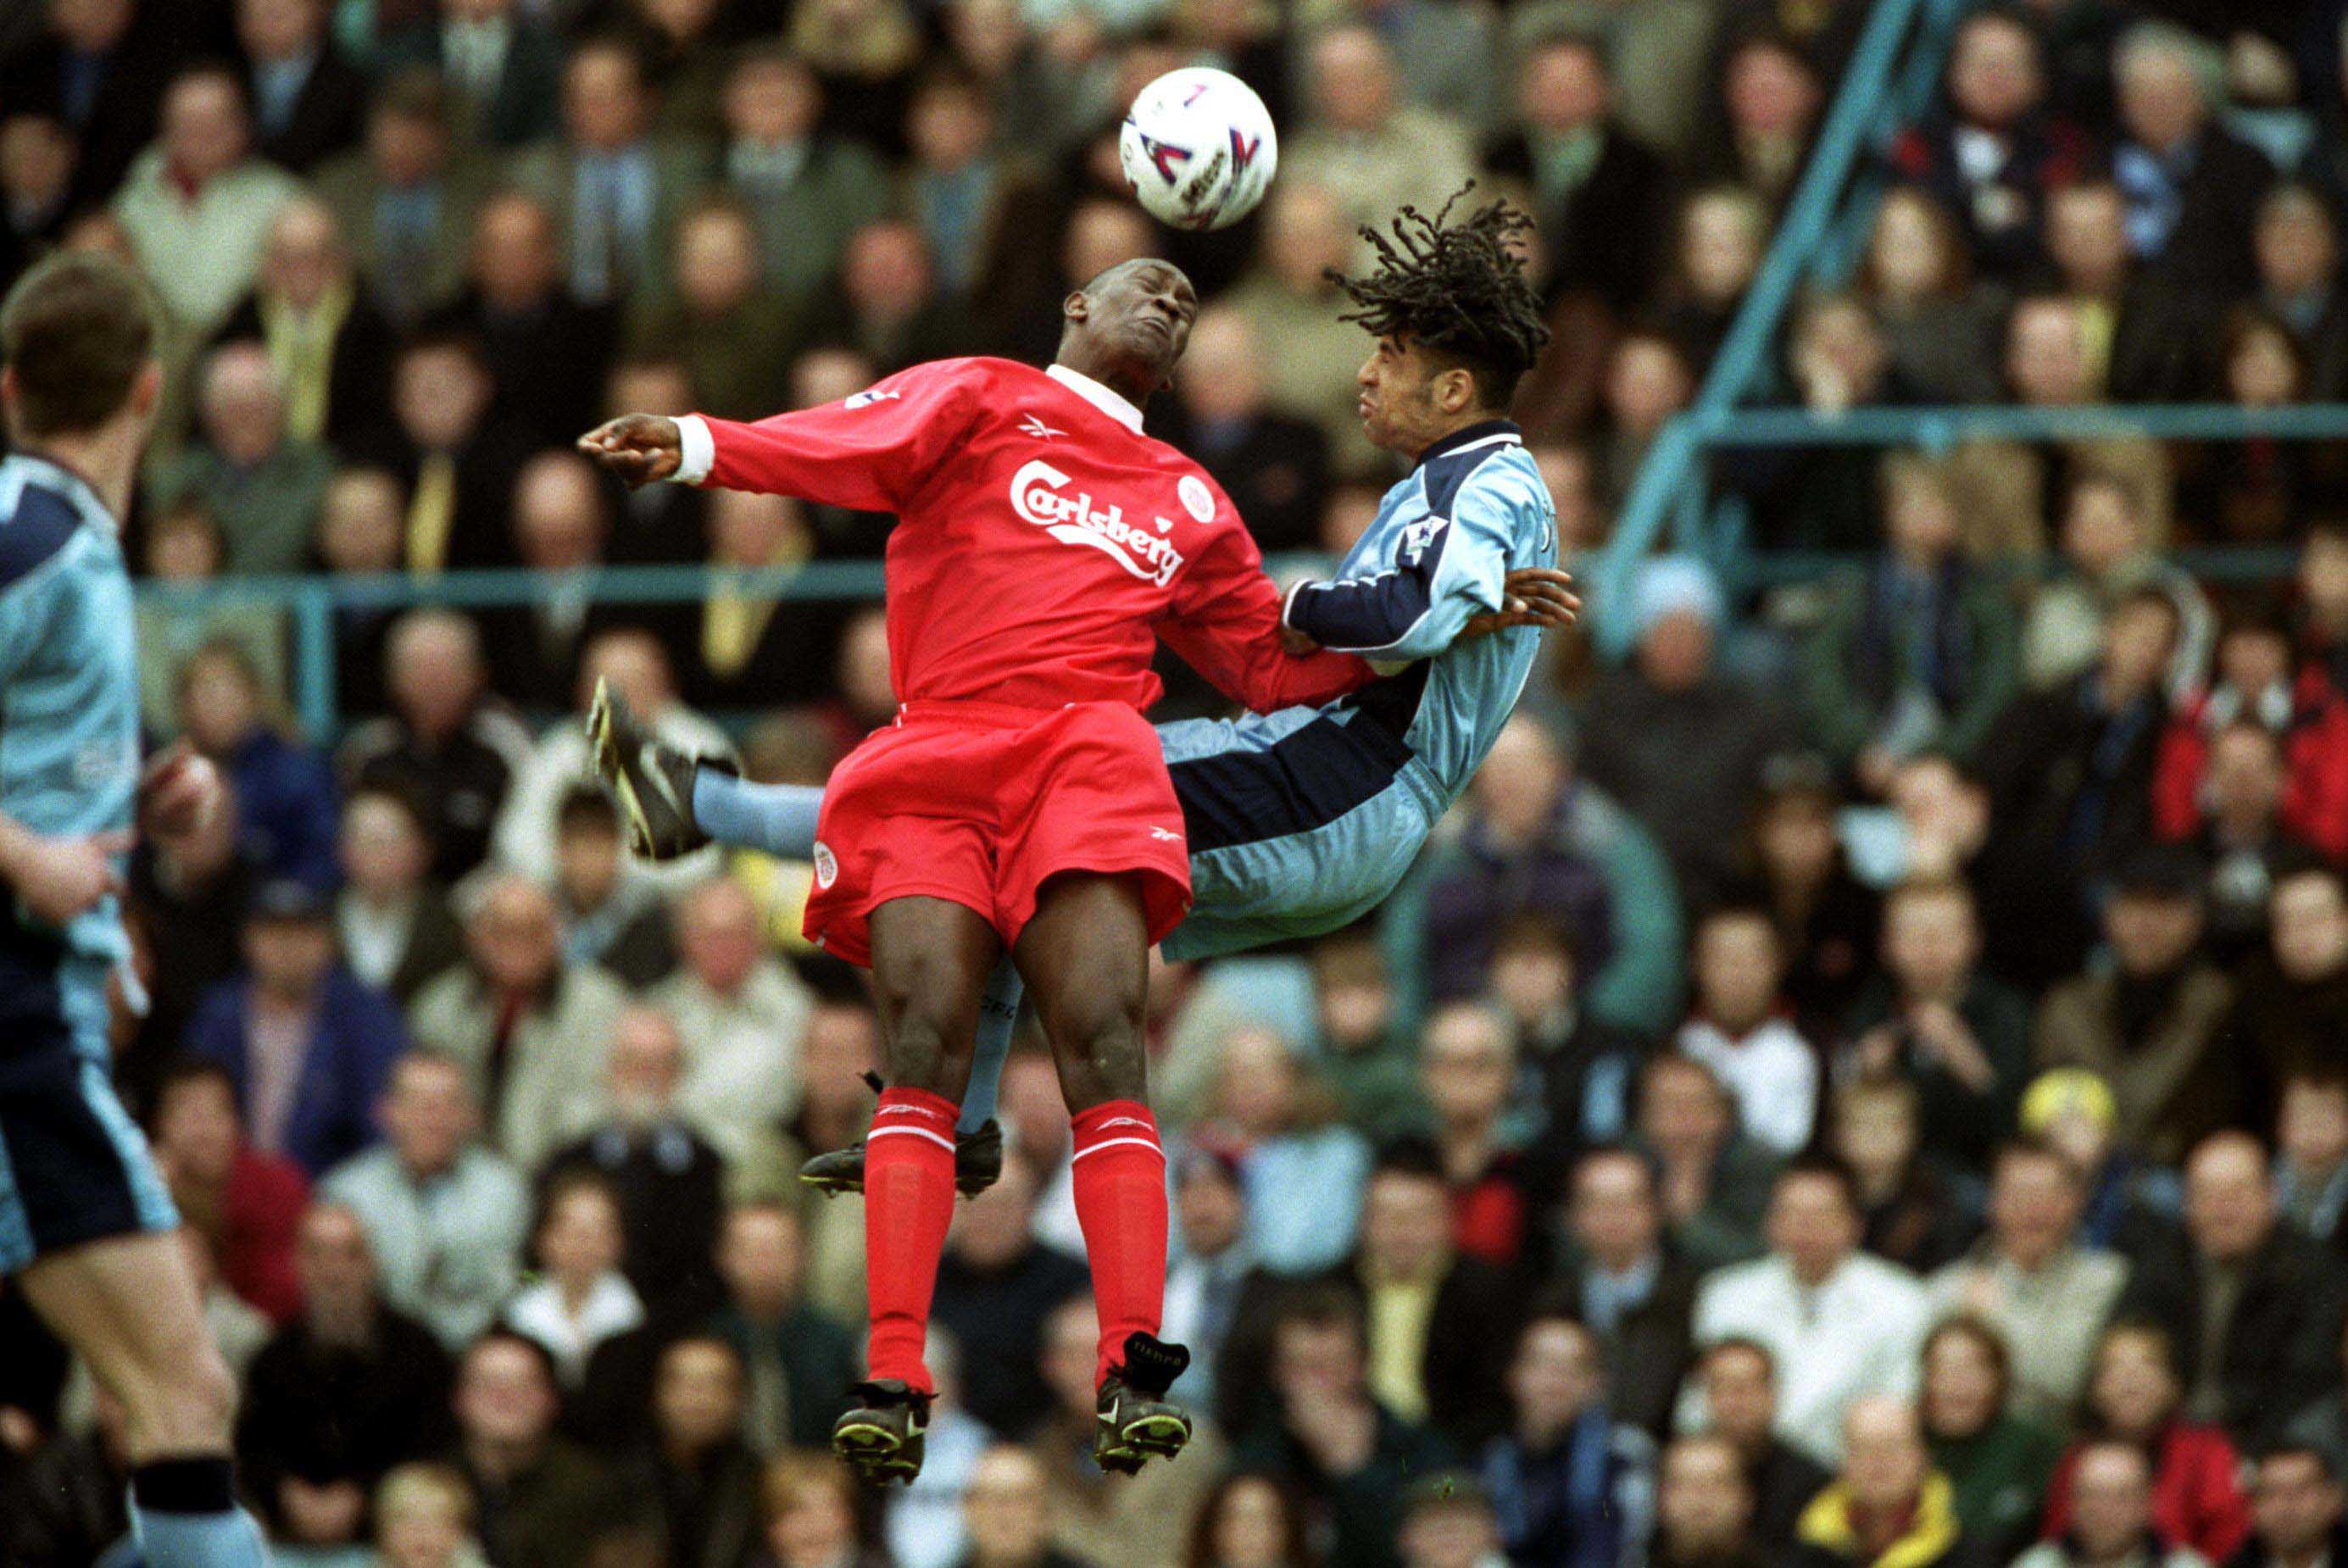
2035, 843, 2240, 1164
1579, 554, 1796, 911
186, 876, 407, 1178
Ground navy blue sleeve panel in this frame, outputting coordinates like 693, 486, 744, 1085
1282, 516, 1451, 653
0, 487, 81, 592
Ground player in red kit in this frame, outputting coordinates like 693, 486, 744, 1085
579, 260, 1376, 1482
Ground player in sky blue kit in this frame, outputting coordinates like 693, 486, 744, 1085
0, 254, 267, 1565
591, 191, 1566, 1193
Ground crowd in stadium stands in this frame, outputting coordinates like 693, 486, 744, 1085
19, 0, 2348, 1565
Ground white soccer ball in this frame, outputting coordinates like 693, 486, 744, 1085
1118, 67, 1279, 232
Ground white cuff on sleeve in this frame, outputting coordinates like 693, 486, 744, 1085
1281, 577, 1318, 631
672, 414, 715, 486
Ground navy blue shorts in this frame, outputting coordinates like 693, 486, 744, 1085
0, 939, 176, 1273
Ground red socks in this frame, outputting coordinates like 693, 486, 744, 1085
862, 1087, 960, 1394
1070, 1099, 1169, 1388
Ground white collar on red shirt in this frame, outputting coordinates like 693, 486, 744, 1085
1045, 363, 1143, 434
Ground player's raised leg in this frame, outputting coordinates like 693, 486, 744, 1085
1013, 872, 1192, 1473
832, 894, 997, 1484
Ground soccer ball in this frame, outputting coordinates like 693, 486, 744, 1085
1118, 68, 1279, 232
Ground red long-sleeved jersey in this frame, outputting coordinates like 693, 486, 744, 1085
682, 356, 1373, 714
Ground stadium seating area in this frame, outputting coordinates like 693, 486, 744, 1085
12, 0, 2348, 1565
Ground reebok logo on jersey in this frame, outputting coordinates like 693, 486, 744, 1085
844, 389, 901, 409
1010, 459, 1187, 587
1149, 826, 1180, 842
1020, 414, 1065, 440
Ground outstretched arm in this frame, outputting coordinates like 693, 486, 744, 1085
1281, 479, 1558, 660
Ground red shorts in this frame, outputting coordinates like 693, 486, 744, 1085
802, 699, 1192, 967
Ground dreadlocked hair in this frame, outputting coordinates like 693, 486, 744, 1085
1329, 183, 1552, 410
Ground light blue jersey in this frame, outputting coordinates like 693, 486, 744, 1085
1156, 419, 1555, 959
0, 453, 140, 972
0, 451, 174, 1275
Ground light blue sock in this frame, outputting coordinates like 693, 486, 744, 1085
963, 958, 1022, 1132
130, 1459, 269, 1568
693, 771, 823, 859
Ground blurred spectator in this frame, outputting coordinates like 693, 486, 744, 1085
1231, 1287, 1453, 1568
377, 0, 563, 149
1482, 33, 1672, 315
111, 64, 300, 333
315, 465, 407, 712
1285, 26, 1476, 270
409, 870, 628, 1170
370, 1461, 492, 1568
2110, 23, 2273, 292
152, 339, 334, 575
1224, 181, 1381, 474
340, 608, 533, 882
507, 1169, 647, 1388
189, 876, 404, 1176
1394, 1471, 1509, 1568
717, 47, 887, 309
1887, 8, 2090, 280
1857, 189, 2003, 405
1653, 1433, 1771, 1568
1416, 1004, 1538, 1268
2039, 178, 2210, 405
0, 1382, 136, 1564
359, 326, 537, 571
2298, 523, 2348, 700
931, 1146, 1089, 1438
540, 1006, 724, 1320
2224, 863, 2348, 1132
550, 787, 673, 987
1190, 1026, 1370, 1276
493, 628, 734, 887
1583, 556, 1794, 906
321, 1048, 529, 1351
1918, 1315, 2061, 1560
1182, 1470, 1315, 1568
1675, 904, 1820, 1157
175, 633, 340, 887
237, 0, 367, 172
130, 768, 262, 1072
0, 0, 164, 209
700, 1204, 860, 1455
1474, 1311, 1655, 1566
150, 1057, 310, 1323
482, 449, 620, 710
1690, 1156, 1932, 1466
1843, 876, 2033, 1170
2042, 1323, 2250, 1563
1033, 1295, 1225, 1568
337, 782, 466, 1004
1664, 185, 1767, 372
2227, 1444, 2348, 1568
1928, 1140, 2126, 1425
602, 354, 713, 565
2116, 1131, 2348, 1448
2275, 1067, 2348, 1246
1155, 306, 1329, 554
2028, 472, 2214, 700
2155, 606, 2348, 865
684, 489, 834, 709
2035, 845, 2239, 1162
1161, 1149, 1259, 1421
818, 214, 971, 371
510, 36, 712, 309
1634, 1051, 1779, 1271
1589, 327, 1694, 514
900, 68, 1009, 298
236, 1203, 457, 1543
450, 1329, 651, 1568
214, 196, 398, 448
1743, 759, 1878, 1037
959, 1443, 1091, 1568
1399, 713, 1683, 1037
756, 1449, 887, 1568
1302, 926, 1422, 1145
2254, 185, 2348, 403
629, 196, 799, 421
1491, 911, 1646, 1179
311, 68, 489, 325
2010, 1438, 2205, 1568
0, 111, 76, 286
1786, 1396, 1983, 1567
1799, 455, 2020, 789
1550, 1145, 1697, 1438
1694, 1337, 1832, 1554
626, 1334, 763, 1568
646, 877, 810, 1165
1832, 1076, 1972, 1276
426, 187, 619, 448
